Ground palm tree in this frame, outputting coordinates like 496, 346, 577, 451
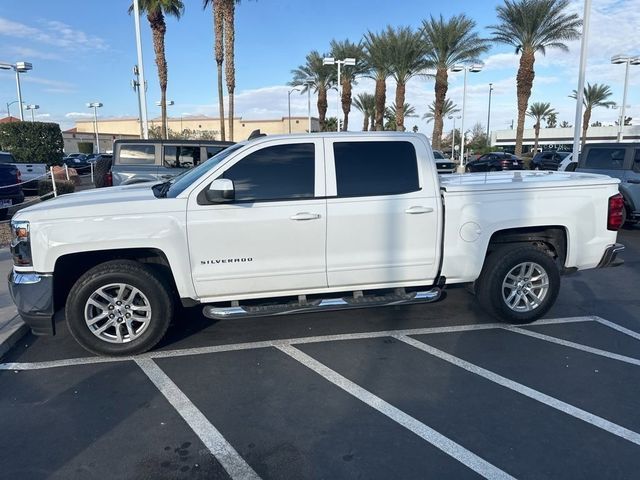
291, 51, 334, 131
527, 102, 556, 153
386, 26, 432, 131
363, 30, 393, 131
221, 0, 243, 141
330, 39, 367, 131
546, 111, 557, 128
203, 0, 226, 141
423, 98, 459, 123
352, 92, 376, 131
421, 14, 489, 149
385, 102, 417, 131
489, 0, 581, 156
570, 82, 615, 150
130, 0, 185, 139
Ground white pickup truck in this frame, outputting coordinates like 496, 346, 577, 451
9, 132, 625, 356
0, 151, 47, 192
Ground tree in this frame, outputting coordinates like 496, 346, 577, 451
0, 122, 63, 164
203, 0, 226, 141
591, 121, 602, 127
570, 82, 615, 150
545, 111, 557, 128
384, 102, 417, 130
421, 14, 489, 149
130, 0, 185, 140
386, 26, 431, 131
489, 0, 581, 155
220, 0, 244, 141
324, 117, 338, 132
527, 102, 556, 152
423, 98, 459, 123
466, 122, 489, 151
291, 51, 334, 132
363, 29, 393, 131
352, 92, 376, 131
441, 128, 461, 158
330, 39, 367, 131
559, 120, 571, 128
615, 116, 632, 126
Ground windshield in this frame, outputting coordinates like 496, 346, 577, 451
433, 151, 445, 159
164, 143, 245, 198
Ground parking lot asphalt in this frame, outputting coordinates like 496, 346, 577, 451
1, 227, 639, 479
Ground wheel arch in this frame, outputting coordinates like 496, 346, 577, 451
485, 225, 568, 268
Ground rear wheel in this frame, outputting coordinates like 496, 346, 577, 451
475, 245, 560, 324
66, 260, 173, 356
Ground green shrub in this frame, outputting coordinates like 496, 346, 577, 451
78, 142, 94, 154
38, 179, 75, 197
0, 122, 63, 165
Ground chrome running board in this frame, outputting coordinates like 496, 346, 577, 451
202, 288, 442, 320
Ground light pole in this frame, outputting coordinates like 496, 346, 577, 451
572, 0, 592, 156
323, 57, 356, 132
87, 102, 103, 153
451, 63, 482, 171
25, 104, 39, 122
449, 115, 461, 161
132, 0, 149, 139
611, 54, 640, 142
287, 88, 300, 134
304, 77, 314, 133
156, 100, 174, 134
486, 83, 494, 146
0, 61, 33, 121
6, 100, 22, 120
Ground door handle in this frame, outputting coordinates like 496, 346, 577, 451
290, 212, 321, 221
405, 206, 434, 214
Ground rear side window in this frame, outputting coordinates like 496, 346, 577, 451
583, 148, 626, 170
0, 153, 14, 164
163, 146, 201, 168
633, 149, 640, 174
333, 141, 419, 197
118, 145, 156, 165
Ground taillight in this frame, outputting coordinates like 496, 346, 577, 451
105, 171, 112, 187
608, 193, 624, 231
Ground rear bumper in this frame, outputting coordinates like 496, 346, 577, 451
8, 270, 55, 335
597, 243, 625, 268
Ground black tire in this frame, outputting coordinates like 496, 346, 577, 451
475, 244, 560, 324
93, 157, 112, 188
66, 260, 173, 356
565, 162, 577, 172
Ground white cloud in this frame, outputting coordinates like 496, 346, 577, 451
65, 112, 93, 119
0, 17, 109, 51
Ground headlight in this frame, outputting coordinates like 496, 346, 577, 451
10, 220, 32, 267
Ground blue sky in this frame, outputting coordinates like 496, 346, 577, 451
1, 0, 639, 134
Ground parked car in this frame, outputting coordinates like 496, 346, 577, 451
91, 154, 113, 188
9, 132, 624, 355
61, 156, 92, 172
0, 163, 24, 220
577, 142, 640, 225
0, 151, 47, 194
558, 153, 578, 172
433, 150, 456, 174
110, 139, 234, 186
66, 153, 88, 160
530, 150, 571, 170
465, 152, 524, 172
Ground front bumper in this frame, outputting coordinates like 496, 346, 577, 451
597, 243, 625, 268
8, 270, 55, 335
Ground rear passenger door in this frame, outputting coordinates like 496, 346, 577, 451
324, 138, 440, 288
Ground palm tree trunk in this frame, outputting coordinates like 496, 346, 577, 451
148, 10, 168, 139
515, 49, 536, 156
341, 79, 352, 131
374, 76, 386, 131
582, 108, 591, 151
213, 2, 225, 141
432, 67, 448, 149
317, 85, 328, 131
362, 113, 369, 131
223, 0, 235, 141
370, 115, 375, 131
395, 82, 405, 131
534, 121, 540, 152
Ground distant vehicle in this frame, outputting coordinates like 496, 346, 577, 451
61, 156, 92, 171
0, 163, 24, 220
531, 150, 571, 170
0, 151, 46, 194
66, 153, 88, 160
577, 142, 640, 225
110, 139, 234, 186
465, 152, 524, 172
433, 150, 456, 174
92, 154, 113, 188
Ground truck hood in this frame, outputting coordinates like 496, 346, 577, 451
14, 183, 185, 222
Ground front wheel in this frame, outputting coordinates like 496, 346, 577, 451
66, 260, 173, 356
475, 245, 560, 324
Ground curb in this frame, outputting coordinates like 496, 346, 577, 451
0, 313, 28, 360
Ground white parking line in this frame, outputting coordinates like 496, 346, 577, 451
505, 326, 640, 366
594, 317, 640, 341
395, 335, 640, 447
0, 316, 593, 371
136, 358, 261, 480
277, 344, 515, 480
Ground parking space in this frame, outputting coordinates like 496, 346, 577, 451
1, 227, 639, 479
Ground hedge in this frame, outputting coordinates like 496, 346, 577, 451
0, 121, 64, 165
38, 179, 76, 196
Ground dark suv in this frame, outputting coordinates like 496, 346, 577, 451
577, 142, 640, 225
465, 152, 524, 172
531, 150, 571, 170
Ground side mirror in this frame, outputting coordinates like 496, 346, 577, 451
205, 178, 235, 203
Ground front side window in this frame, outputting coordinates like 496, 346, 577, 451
222, 143, 315, 202
584, 148, 626, 170
206, 146, 226, 159
118, 144, 156, 165
164, 146, 201, 168
333, 141, 419, 197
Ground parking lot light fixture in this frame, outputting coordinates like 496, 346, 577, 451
450, 63, 483, 171
87, 102, 103, 154
448, 115, 462, 161
25, 104, 39, 122
611, 54, 640, 142
323, 57, 357, 132
0, 61, 33, 121
287, 89, 300, 134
